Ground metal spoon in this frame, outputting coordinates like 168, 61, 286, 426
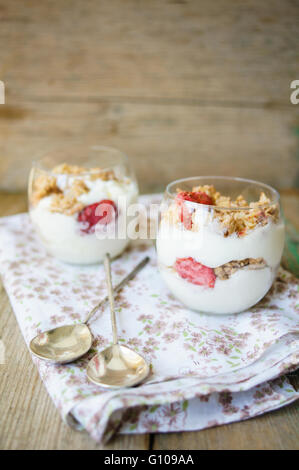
29, 256, 149, 364
87, 253, 150, 388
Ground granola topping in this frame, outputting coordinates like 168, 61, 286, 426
31, 174, 62, 206
52, 163, 87, 175
69, 179, 89, 197
50, 193, 85, 216
31, 163, 121, 214
52, 163, 118, 181
165, 184, 279, 236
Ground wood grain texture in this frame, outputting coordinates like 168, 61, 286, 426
0, 0, 298, 449
0, 0, 298, 191
1, 0, 298, 103
0, 191, 298, 450
0, 102, 298, 192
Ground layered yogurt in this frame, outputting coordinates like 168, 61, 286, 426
29, 164, 138, 264
156, 183, 284, 314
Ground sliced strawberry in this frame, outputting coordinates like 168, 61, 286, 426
176, 191, 214, 205
174, 257, 216, 288
78, 199, 117, 233
175, 191, 214, 230
238, 229, 246, 237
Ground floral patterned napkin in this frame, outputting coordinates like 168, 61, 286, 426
0, 195, 298, 443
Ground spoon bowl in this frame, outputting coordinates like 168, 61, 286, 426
30, 324, 92, 364
87, 344, 149, 388
86, 253, 150, 388
28, 256, 149, 364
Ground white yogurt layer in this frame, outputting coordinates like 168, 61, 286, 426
157, 218, 285, 269
156, 214, 284, 314
30, 178, 138, 264
159, 264, 274, 315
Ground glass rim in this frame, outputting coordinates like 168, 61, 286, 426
32, 144, 129, 177
165, 176, 280, 211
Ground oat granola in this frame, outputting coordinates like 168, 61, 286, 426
214, 257, 266, 280
165, 184, 279, 236
31, 174, 62, 206
50, 193, 85, 216
69, 179, 89, 197
52, 163, 117, 181
52, 163, 87, 175
31, 163, 118, 214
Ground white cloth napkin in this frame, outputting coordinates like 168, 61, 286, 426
0, 194, 298, 443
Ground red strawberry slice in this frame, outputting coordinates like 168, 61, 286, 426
78, 199, 117, 233
174, 257, 216, 288
175, 191, 214, 230
176, 191, 214, 205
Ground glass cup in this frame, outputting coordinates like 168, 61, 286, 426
156, 176, 285, 314
28, 145, 138, 264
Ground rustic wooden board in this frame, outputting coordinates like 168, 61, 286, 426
0, 0, 298, 449
1, 0, 298, 103
0, 0, 298, 191
0, 102, 298, 192
0, 192, 298, 450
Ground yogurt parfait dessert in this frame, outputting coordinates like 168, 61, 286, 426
29, 146, 138, 264
157, 177, 285, 314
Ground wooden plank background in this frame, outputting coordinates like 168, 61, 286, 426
0, 0, 298, 192
0, 0, 298, 450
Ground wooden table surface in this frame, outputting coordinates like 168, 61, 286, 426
0, 0, 299, 193
0, 191, 298, 450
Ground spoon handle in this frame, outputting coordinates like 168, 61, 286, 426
84, 256, 149, 325
104, 253, 118, 345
